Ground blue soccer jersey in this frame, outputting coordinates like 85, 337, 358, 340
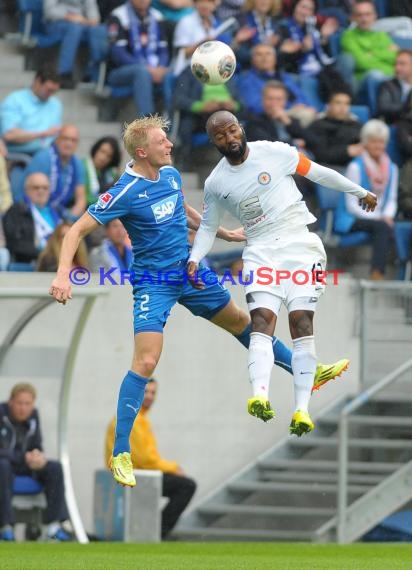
88, 162, 190, 273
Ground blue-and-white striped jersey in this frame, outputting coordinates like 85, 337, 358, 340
88, 162, 189, 274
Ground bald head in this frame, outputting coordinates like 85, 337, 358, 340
206, 111, 239, 137
206, 112, 247, 164
24, 172, 51, 207
56, 124, 79, 160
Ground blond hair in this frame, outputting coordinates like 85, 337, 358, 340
10, 383, 37, 400
123, 115, 170, 159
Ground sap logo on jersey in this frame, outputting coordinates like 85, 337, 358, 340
151, 193, 178, 223
97, 192, 113, 209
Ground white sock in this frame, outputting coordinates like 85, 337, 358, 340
292, 336, 317, 412
248, 332, 274, 398
47, 522, 60, 537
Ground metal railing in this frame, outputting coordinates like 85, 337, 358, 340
336, 280, 412, 542
337, 356, 412, 543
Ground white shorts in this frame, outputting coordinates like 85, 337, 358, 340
242, 230, 327, 313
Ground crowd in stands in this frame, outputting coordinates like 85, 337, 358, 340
1, 0, 412, 278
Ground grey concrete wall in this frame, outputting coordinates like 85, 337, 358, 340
0, 271, 359, 533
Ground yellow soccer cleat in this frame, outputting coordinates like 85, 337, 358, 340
247, 396, 275, 422
110, 452, 136, 487
289, 410, 314, 437
312, 358, 350, 394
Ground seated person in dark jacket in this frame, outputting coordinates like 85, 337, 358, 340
305, 91, 362, 171
245, 80, 307, 147
172, 65, 240, 163
397, 90, 412, 161
0, 383, 70, 542
377, 50, 412, 124
388, 0, 412, 18
3, 173, 60, 265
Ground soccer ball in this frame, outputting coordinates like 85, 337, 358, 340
191, 41, 236, 86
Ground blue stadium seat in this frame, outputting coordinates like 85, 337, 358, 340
350, 105, 370, 125
15, 0, 60, 47
315, 184, 371, 249
7, 262, 35, 272
374, 0, 388, 18
13, 475, 43, 495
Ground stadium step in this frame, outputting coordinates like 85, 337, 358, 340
173, 526, 314, 542
258, 470, 384, 486
319, 414, 412, 428
257, 459, 403, 474
197, 504, 335, 518
227, 481, 371, 495
289, 437, 412, 450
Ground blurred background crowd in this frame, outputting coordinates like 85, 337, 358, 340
0, 0, 412, 280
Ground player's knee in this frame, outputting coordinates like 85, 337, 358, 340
132, 354, 158, 377
289, 311, 313, 338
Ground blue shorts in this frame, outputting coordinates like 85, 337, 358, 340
132, 262, 231, 334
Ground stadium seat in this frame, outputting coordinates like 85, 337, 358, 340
315, 184, 371, 249
350, 105, 370, 125
394, 221, 412, 280
7, 262, 35, 272
374, 0, 388, 18
12, 475, 46, 541
9, 0, 60, 48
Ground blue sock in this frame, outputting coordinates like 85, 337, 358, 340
234, 324, 293, 374
113, 370, 148, 456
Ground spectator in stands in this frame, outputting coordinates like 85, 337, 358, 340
341, 0, 398, 105
394, 156, 412, 279
105, 378, 196, 540
24, 125, 86, 220
278, 0, 339, 78
82, 136, 121, 205
232, 0, 282, 68
305, 91, 362, 171
245, 80, 307, 146
152, 0, 194, 25
37, 221, 89, 272
0, 383, 70, 542
172, 65, 239, 165
0, 67, 62, 157
377, 50, 412, 124
172, 0, 235, 76
397, 90, 412, 161
43, 0, 107, 88
3, 173, 60, 266
277, 0, 352, 107
215, 0, 243, 21
236, 43, 312, 116
335, 120, 398, 280
89, 218, 132, 273
0, 142, 11, 271
388, 0, 412, 19
0, 153, 12, 215
106, 0, 172, 117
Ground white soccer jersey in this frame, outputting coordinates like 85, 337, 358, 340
202, 141, 316, 244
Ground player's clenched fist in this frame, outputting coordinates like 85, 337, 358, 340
49, 276, 72, 305
359, 191, 377, 212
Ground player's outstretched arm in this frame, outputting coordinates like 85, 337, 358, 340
299, 155, 377, 210
49, 213, 99, 304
